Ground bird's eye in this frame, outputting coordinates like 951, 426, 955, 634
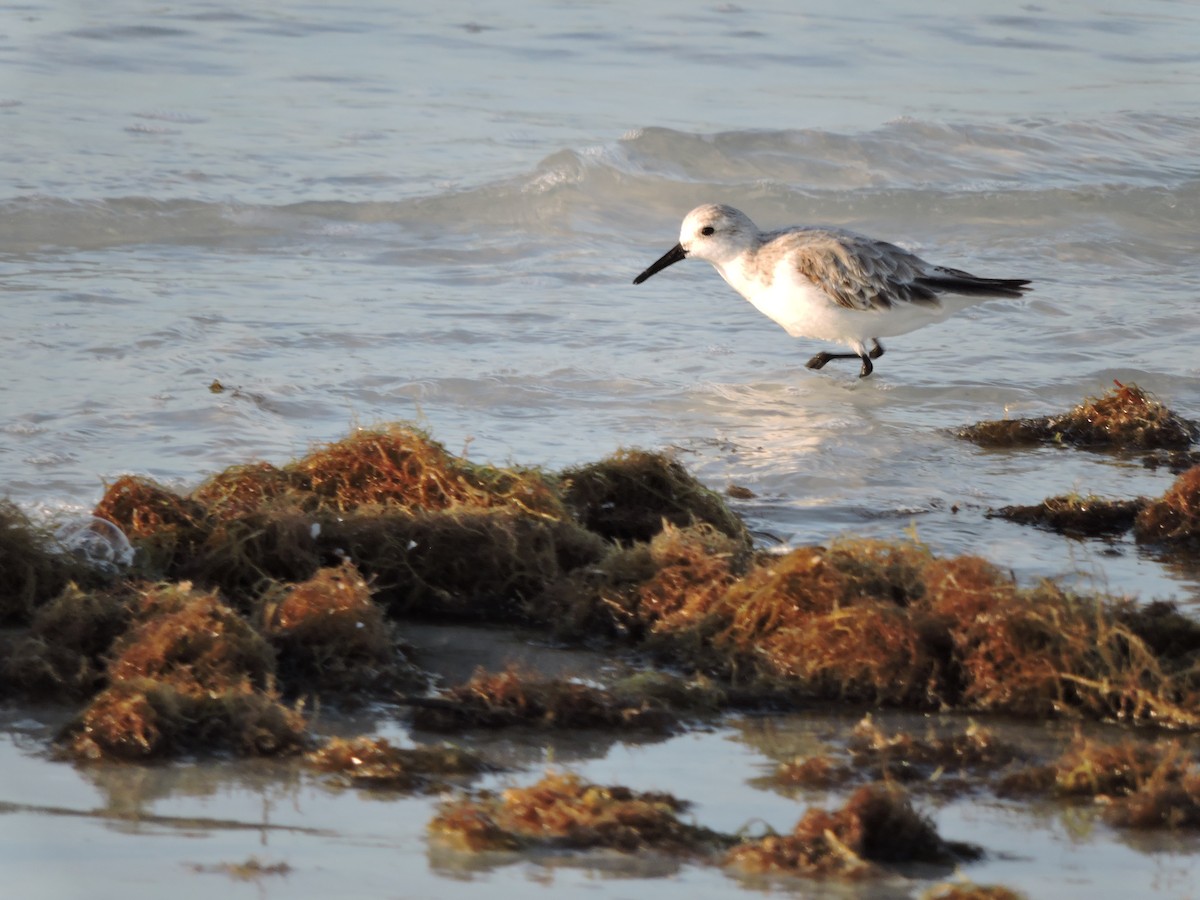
700, 226, 715, 236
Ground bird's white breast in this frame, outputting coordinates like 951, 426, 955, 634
714, 254, 847, 340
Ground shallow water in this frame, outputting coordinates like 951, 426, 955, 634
3, 1, 1200, 896
5, 701, 1200, 900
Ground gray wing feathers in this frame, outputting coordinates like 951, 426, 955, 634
784, 232, 941, 312
779, 230, 1031, 310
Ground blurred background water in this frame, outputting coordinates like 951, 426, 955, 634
2, 5, 1200, 893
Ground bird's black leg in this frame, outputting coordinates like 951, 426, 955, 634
806, 347, 877, 378
806, 351, 858, 370
868, 339, 885, 360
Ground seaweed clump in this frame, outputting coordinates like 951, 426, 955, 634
1111, 599, 1200, 663
771, 718, 1025, 797
17, 418, 1200, 760
190, 857, 293, 880
992, 494, 1145, 538
90, 426, 612, 618
184, 425, 561, 519
535, 522, 750, 645
732, 542, 931, 701
1000, 735, 1200, 829
407, 665, 677, 734
64, 679, 306, 762
772, 755, 858, 790
643, 538, 937, 705
430, 774, 980, 880
1134, 465, 1200, 547
993, 464, 1200, 546
430, 770, 729, 854
921, 884, 1025, 900
726, 784, 978, 877
337, 506, 606, 621
285, 426, 565, 517
846, 716, 1026, 785
60, 583, 307, 761
93, 476, 214, 576
307, 736, 488, 792
561, 449, 750, 545
957, 381, 1198, 451
1, 583, 133, 699
258, 561, 414, 694
921, 556, 1198, 725
576, 534, 1200, 728
0, 500, 97, 625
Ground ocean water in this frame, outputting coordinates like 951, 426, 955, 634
3, 2, 1200, 896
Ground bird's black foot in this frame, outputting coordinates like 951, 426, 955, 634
868, 339, 885, 360
806, 349, 876, 377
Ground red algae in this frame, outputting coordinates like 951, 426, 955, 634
432, 770, 980, 880
189, 509, 325, 596
88, 424, 608, 602
190, 462, 296, 519
921, 883, 1026, 900
726, 784, 978, 877
1108, 766, 1200, 829
657, 540, 938, 705
1, 582, 133, 699
108, 584, 275, 692
1000, 734, 1200, 829
427, 803, 522, 853
1053, 737, 1185, 798
14, 415, 1200, 782
408, 665, 677, 733
64, 677, 308, 761
1112, 599, 1200, 666
334, 506, 605, 621
993, 494, 1145, 538
1135, 465, 1200, 547
285, 425, 563, 517
93, 475, 213, 575
307, 736, 488, 791
611, 534, 1200, 727
17, 411, 1200, 900
537, 529, 1200, 727
46, 502, 1197, 732
957, 381, 1198, 451
921, 557, 1199, 725
287, 426, 492, 512
430, 770, 727, 854
561, 449, 750, 545
773, 755, 857, 789
769, 718, 1027, 799
625, 524, 750, 667
0, 500, 96, 625
531, 522, 742, 642
259, 561, 412, 693
56, 582, 309, 761
190, 857, 293, 880
91, 446, 608, 616
847, 716, 1026, 780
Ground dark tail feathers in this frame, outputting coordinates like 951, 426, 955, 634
918, 266, 1032, 299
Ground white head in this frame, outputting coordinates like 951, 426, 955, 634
633, 204, 760, 284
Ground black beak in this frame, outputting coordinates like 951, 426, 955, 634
632, 243, 687, 285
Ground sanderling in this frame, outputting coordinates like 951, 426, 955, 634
633, 204, 1031, 378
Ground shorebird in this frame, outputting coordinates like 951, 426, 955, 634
633, 204, 1031, 377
